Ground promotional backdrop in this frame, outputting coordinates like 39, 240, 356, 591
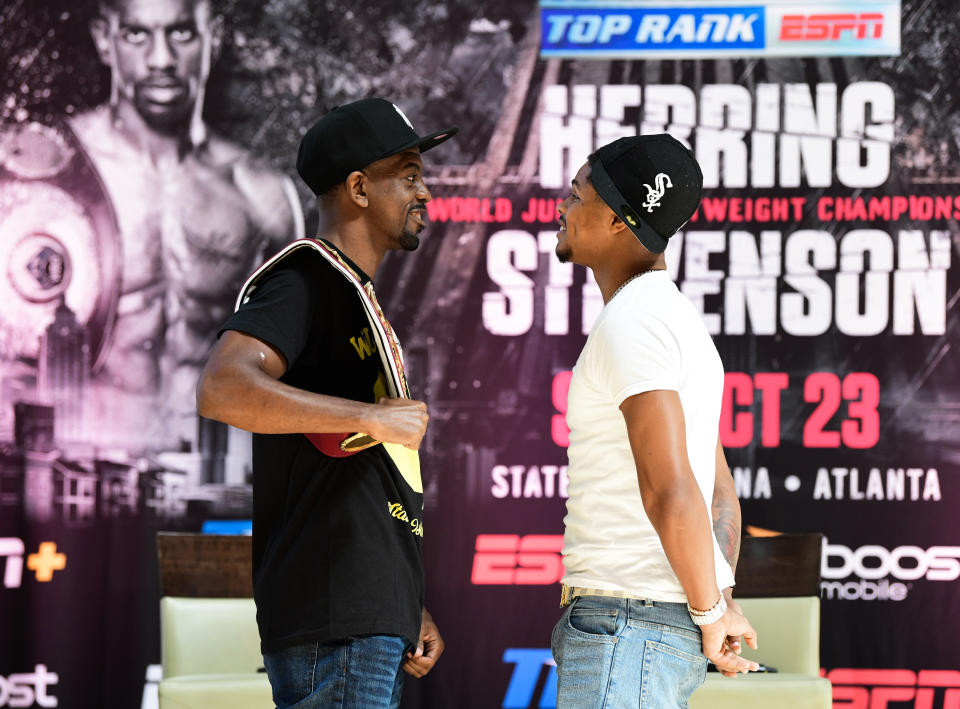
0, 0, 957, 707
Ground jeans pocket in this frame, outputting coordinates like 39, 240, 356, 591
263, 641, 322, 707
640, 640, 708, 709
567, 605, 621, 638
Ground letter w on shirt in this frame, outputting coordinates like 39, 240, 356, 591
350, 328, 378, 359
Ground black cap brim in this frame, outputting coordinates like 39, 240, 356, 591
417, 126, 458, 152
381, 126, 459, 162
590, 158, 669, 254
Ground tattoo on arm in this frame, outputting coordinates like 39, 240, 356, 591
712, 485, 741, 572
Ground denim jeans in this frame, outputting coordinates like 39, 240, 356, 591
263, 634, 408, 708
551, 595, 707, 709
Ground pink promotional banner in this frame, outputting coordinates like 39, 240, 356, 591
1, 0, 958, 707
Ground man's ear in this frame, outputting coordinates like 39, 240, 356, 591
89, 17, 114, 66
610, 212, 630, 235
346, 170, 368, 208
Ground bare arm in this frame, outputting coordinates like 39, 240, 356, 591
712, 439, 741, 573
621, 390, 757, 674
196, 330, 428, 448
710, 438, 752, 675
620, 390, 721, 611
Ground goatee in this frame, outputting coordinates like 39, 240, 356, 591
400, 232, 420, 251
133, 94, 193, 136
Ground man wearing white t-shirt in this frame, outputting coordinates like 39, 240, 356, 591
551, 135, 759, 708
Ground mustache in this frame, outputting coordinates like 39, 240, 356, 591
408, 204, 428, 222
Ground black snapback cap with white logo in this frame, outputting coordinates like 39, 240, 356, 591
296, 98, 458, 196
589, 134, 703, 254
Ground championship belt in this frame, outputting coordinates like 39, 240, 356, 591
0, 121, 121, 371
235, 239, 422, 492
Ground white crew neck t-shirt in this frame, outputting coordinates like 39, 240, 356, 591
561, 270, 735, 602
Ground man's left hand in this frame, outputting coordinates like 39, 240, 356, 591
403, 608, 445, 678
714, 589, 748, 677
701, 590, 759, 677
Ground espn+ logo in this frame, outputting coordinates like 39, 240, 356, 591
821, 539, 960, 601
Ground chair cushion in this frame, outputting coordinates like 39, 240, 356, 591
691, 673, 832, 709
161, 597, 263, 678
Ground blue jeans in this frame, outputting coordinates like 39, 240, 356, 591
263, 635, 408, 709
551, 596, 707, 709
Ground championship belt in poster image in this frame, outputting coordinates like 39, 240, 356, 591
0, 121, 121, 372
235, 239, 422, 492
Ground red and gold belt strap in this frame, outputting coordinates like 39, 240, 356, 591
235, 238, 409, 455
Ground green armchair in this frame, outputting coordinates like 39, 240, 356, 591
158, 596, 272, 709
156, 533, 271, 709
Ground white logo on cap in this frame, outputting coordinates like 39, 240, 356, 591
642, 173, 673, 212
392, 104, 414, 130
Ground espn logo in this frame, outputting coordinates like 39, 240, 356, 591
780, 13, 884, 41
827, 668, 960, 708
769, 5, 900, 56
471, 535, 564, 585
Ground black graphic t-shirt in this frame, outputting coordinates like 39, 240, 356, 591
219, 242, 424, 654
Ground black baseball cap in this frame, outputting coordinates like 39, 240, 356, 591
296, 98, 458, 196
589, 134, 703, 254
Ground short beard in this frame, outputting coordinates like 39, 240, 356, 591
133, 86, 195, 136
555, 243, 572, 263
134, 99, 192, 136
399, 232, 420, 251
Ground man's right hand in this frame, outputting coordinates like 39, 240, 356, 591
368, 397, 429, 450
700, 605, 759, 677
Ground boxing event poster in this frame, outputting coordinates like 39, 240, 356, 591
1, 0, 957, 706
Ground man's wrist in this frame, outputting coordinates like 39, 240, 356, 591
687, 593, 727, 626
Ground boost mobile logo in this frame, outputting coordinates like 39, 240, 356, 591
0, 665, 58, 708
821, 539, 960, 601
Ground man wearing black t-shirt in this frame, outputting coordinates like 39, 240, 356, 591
196, 98, 457, 709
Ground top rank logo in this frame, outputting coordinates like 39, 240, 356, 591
540, 4, 764, 58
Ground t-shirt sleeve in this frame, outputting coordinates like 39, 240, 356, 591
593, 311, 682, 406
219, 255, 321, 368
